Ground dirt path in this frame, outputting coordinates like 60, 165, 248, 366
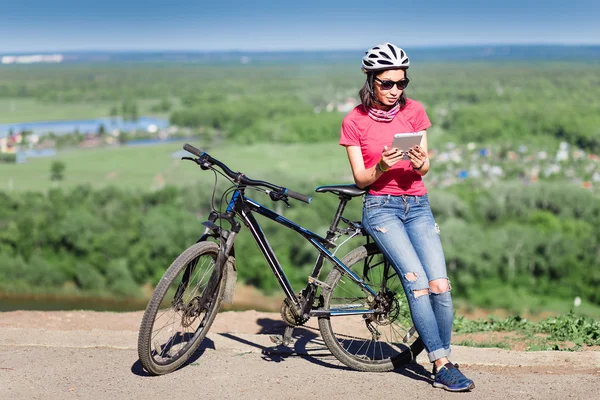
0, 310, 599, 400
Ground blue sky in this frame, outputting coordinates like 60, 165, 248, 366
1, 0, 599, 52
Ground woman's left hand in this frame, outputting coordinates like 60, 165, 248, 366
407, 145, 427, 169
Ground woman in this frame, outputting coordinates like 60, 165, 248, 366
339, 42, 475, 392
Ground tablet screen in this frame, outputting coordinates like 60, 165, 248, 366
391, 132, 423, 159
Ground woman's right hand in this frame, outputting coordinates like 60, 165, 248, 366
380, 146, 404, 170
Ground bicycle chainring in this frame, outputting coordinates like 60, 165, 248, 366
280, 297, 309, 327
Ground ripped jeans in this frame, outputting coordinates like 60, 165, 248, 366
362, 193, 453, 362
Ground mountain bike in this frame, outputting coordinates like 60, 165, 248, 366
137, 143, 424, 375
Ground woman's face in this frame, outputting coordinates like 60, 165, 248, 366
373, 69, 407, 108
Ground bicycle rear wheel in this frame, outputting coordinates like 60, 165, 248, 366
137, 241, 227, 375
318, 243, 424, 372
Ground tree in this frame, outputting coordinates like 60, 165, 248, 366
50, 161, 66, 182
121, 99, 139, 122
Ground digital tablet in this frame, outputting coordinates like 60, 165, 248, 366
391, 132, 424, 159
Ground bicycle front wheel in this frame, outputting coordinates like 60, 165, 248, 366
137, 241, 227, 375
318, 243, 424, 372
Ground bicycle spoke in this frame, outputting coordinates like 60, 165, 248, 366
319, 244, 424, 371
138, 242, 227, 374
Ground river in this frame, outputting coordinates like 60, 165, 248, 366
0, 116, 169, 138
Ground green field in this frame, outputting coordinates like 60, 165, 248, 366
0, 98, 173, 124
0, 141, 353, 192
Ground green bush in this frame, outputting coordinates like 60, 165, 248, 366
0, 179, 597, 311
0, 153, 17, 163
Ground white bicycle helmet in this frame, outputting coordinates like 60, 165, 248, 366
362, 42, 410, 71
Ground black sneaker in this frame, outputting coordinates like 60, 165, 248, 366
433, 362, 475, 392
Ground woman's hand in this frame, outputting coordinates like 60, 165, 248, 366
379, 146, 404, 170
407, 145, 428, 170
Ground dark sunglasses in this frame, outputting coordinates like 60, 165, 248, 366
374, 77, 410, 90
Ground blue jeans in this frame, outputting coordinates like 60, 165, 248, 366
362, 193, 453, 362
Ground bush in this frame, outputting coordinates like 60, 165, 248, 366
0, 153, 17, 163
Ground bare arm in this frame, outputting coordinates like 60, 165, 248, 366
345, 145, 404, 189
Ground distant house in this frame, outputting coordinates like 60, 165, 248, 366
79, 134, 104, 148
0, 136, 16, 154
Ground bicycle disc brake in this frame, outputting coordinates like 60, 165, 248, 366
175, 296, 208, 328
363, 290, 401, 339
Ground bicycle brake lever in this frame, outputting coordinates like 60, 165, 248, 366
268, 190, 292, 208
182, 155, 212, 170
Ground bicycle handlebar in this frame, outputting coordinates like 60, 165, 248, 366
183, 143, 204, 158
183, 143, 312, 204
284, 189, 312, 204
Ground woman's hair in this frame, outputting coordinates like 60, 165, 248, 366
359, 68, 408, 110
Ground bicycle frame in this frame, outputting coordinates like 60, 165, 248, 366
208, 188, 378, 317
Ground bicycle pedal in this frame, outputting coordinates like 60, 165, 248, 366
269, 335, 284, 345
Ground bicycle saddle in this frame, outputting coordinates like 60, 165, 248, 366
315, 184, 367, 198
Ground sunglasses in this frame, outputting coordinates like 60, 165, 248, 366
374, 77, 410, 90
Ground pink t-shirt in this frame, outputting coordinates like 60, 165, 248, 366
339, 98, 432, 196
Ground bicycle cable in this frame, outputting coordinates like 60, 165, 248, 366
332, 229, 361, 257
205, 164, 276, 239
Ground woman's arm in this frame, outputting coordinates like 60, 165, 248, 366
346, 145, 403, 189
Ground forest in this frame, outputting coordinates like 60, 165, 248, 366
0, 53, 599, 317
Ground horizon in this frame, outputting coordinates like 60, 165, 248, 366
2, 43, 600, 55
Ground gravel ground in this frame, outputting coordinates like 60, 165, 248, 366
0, 310, 599, 400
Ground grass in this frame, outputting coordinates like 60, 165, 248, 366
453, 312, 600, 350
455, 339, 512, 350
0, 140, 352, 192
455, 293, 600, 321
0, 98, 169, 124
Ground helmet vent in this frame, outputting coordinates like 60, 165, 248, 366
387, 44, 397, 58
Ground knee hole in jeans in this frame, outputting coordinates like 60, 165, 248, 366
429, 278, 451, 294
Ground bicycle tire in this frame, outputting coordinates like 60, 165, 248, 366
137, 241, 227, 375
318, 242, 424, 372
